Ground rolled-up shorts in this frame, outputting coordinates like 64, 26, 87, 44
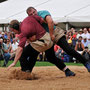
30, 32, 53, 52
30, 26, 65, 52
53, 26, 65, 43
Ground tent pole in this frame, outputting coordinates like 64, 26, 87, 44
66, 23, 69, 31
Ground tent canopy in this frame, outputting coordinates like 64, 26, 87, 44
0, 0, 90, 27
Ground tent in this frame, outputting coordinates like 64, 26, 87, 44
0, 0, 90, 28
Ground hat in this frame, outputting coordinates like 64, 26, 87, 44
79, 29, 83, 32
68, 39, 72, 43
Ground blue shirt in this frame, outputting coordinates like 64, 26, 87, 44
38, 10, 56, 32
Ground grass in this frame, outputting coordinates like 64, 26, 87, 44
0, 60, 83, 67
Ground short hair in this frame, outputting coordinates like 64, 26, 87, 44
26, 7, 36, 14
9, 20, 20, 30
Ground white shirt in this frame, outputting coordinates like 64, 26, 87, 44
11, 42, 18, 51
82, 33, 90, 39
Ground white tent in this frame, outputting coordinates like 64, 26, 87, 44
0, 0, 90, 27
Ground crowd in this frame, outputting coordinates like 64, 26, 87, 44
0, 27, 90, 66
54, 27, 90, 63
38, 27, 90, 63
0, 31, 19, 66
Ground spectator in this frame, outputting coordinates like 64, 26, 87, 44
1, 32, 5, 39
54, 45, 64, 60
4, 31, 8, 39
82, 36, 88, 47
2, 39, 11, 67
82, 47, 90, 60
67, 31, 73, 40
72, 35, 78, 48
0, 31, 2, 38
87, 38, 90, 51
77, 29, 83, 39
10, 38, 18, 59
75, 40, 84, 54
78, 36, 83, 41
54, 44, 60, 52
82, 28, 89, 39
65, 39, 74, 62
3, 38, 7, 44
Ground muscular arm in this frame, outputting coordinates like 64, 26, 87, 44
7, 46, 23, 70
13, 46, 23, 64
45, 15, 55, 41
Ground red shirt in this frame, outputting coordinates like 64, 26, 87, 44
54, 44, 60, 52
18, 15, 46, 48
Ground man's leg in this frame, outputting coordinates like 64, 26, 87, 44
57, 36, 90, 72
45, 45, 75, 77
19, 44, 39, 72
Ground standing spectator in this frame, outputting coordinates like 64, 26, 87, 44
77, 29, 83, 39
82, 28, 89, 39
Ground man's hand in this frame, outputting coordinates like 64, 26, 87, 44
29, 35, 36, 42
7, 63, 16, 70
50, 34, 55, 41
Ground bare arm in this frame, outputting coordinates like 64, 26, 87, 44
7, 46, 23, 70
81, 43, 85, 50
75, 44, 77, 51
45, 15, 55, 41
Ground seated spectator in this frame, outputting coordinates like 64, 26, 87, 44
82, 28, 89, 39
54, 44, 64, 60
65, 39, 74, 62
75, 40, 84, 54
82, 47, 90, 60
78, 36, 83, 41
10, 38, 18, 59
3, 38, 7, 44
87, 38, 90, 50
54, 44, 60, 52
68, 39, 74, 48
0, 39, 4, 61
0, 39, 11, 67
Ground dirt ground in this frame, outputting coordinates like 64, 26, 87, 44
0, 66, 90, 90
